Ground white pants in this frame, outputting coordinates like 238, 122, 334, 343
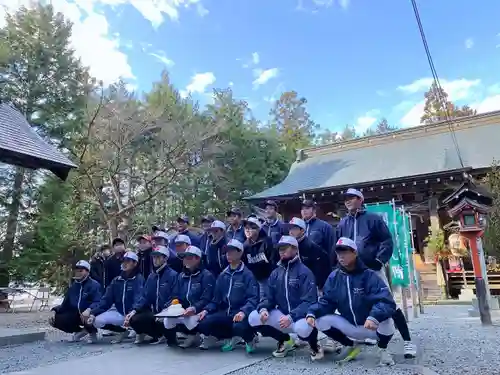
316, 314, 395, 340
94, 309, 125, 329
163, 316, 199, 331
248, 309, 313, 338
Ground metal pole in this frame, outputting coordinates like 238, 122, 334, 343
392, 201, 409, 320
408, 213, 424, 313
403, 207, 419, 319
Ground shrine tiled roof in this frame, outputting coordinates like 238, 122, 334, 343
0, 103, 77, 180
248, 111, 500, 200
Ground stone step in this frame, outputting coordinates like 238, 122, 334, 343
0, 328, 46, 347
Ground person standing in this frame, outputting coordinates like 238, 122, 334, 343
136, 235, 154, 277
301, 200, 336, 264
176, 215, 200, 247
248, 236, 318, 358
337, 188, 417, 358
205, 220, 228, 277
226, 207, 246, 243
169, 234, 191, 273
49, 261, 101, 342
104, 238, 127, 289
261, 200, 287, 246
199, 215, 216, 254
90, 244, 111, 291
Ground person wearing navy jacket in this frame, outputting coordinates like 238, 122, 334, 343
261, 200, 288, 245
197, 239, 259, 353
87, 252, 144, 344
169, 234, 191, 273
175, 215, 201, 247
306, 238, 397, 366
301, 200, 336, 261
226, 207, 246, 243
337, 188, 416, 358
204, 220, 228, 277
249, 236, 318, 358
128, 246, 178, 345
50, 260, 101, 342
199, 215, 216, 254
163, 246, 216, 348
103, 238, 127, 289
136, 235, 154, 278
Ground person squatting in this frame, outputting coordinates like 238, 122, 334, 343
49, 191, 417, 365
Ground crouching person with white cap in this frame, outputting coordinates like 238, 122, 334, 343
86, 252, 144, 344
128, 245, 178, 345
305, 238, 396, 366
163, 246, 216, 348
197, 239, 259, 353
49, 260, 101, 342
249, 236, 318, 358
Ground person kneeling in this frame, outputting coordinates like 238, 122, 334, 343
306, 238, 396, 366
127, 246, 178, 345
87, 252, 144, 344
49, 260, 101, 343
163, 246, 215, 348
249, 236, 318, 358
197, 239, 259, 353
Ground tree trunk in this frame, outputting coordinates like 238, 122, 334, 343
0, 167, 25, 286
107, 218, 118, 244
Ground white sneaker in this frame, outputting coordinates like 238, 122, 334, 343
403, 341, 417, 358
310, 345, 324, 361
134, 333, 145, 344
179, 334, 199, 348
86, 332, 98, 344
128, 330, 136, 339
272, 338, 295, 358
378, 348, 395, 366
70, 331, 88, 342
199, 335, 217, 350
110, 331, 129, 344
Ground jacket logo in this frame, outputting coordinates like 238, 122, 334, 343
353, 288, 364, 294
247, 253, 268, 264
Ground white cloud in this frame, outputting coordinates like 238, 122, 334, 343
253, 68, 279, 88
354, 109, 379, 133
196, 3, 209, 17
252, 52, 260, 65
149, 51, 175, 66
465, 38, 474, 49
228, 81, 234, 87
1, 0, 135, 86
338, 0, 350, 9
398, 78, 481, 101
180, 72, 216, 97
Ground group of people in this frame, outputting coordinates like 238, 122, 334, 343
49, 188, 417, 366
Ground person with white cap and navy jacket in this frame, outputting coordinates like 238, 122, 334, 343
337, 187, 417, 358
169, 234, 192, 273
128, 245, 178, 345
87, 251, 144, 344
163, 245, 216, 348
205, 220, 229, 277
49, 260, 101, 342
249, 236, 318, 358
305, 237, 397, 366
196, 239, 259, 353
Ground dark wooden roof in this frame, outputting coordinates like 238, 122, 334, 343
249, 111, 500, 200
0, 103, 77, 180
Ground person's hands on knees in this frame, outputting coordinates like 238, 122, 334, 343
306, 316, 315, 328
259, 310, 269, 323
364, 319, 378, 331
233, 311, 245, 322
279, 315, 292, 329
198, 310, 208, 321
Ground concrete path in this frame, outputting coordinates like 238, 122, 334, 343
0, 328, 46, 347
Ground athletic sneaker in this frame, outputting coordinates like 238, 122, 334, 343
245, 337, 258, 354
310, 345, 324, 361
378, 348, 395, 366
323, 339, 343, 354
150, 336, 167, 345
128, 330, 136, 339
70, 331, 88, 342
134, 333, 145, 344
199, 335, 217, 350
179, 334, 199, 349
272, 338, 296, 358
110, 331, 129, 344
221, 337, 241, 352
86, 332, 98, 344
101, 330, 114, 337
336, 345, 362, 362
404, 341, 417, 358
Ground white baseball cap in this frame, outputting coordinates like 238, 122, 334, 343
289, 217, 306, 230
226, 239, 244, 252
277, 235, 299, 248
174, 234, 191, 245
123, 251, 139, 262
151, 245, 170, 258
345, 188, 364, 200
75, 260, 91, 272
336, 237, 357, 251
208, 220, 226, 231
152, 231, 169, 240
243, 216, 262, 229
180, 245, 203, 258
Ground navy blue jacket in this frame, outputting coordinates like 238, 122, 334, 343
243, 231, 277, 281
199, 232, 212, 254
137, 248, 154, 278
307, 259, 396, 325
226, 224, 246, 244
258, 256, 317, 322
297, 236, 332, 289
337, 210, 393, 271
205, 263, 259, 317
134, 264, 178, 314
89, 257, 105, 290
305, 217, 336, 257
173, 267, 215, 313
205, 236, 228, 277
54, 277, 101, 314
262, 219, 288, 245
103, 253, 124, 289
91, 270, 144, 316
169, 230, 201, 250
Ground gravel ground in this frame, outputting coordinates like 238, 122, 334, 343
1, 311, 53, 330
230, 305, 500, 375
1, 306, 499, 375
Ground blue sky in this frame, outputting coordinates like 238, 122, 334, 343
3, 0, 500, 134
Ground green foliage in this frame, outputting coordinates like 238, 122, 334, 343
484, 160, 500, 258
425, 227, 450, 261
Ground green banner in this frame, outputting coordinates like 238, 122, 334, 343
365, 202, 411, 287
